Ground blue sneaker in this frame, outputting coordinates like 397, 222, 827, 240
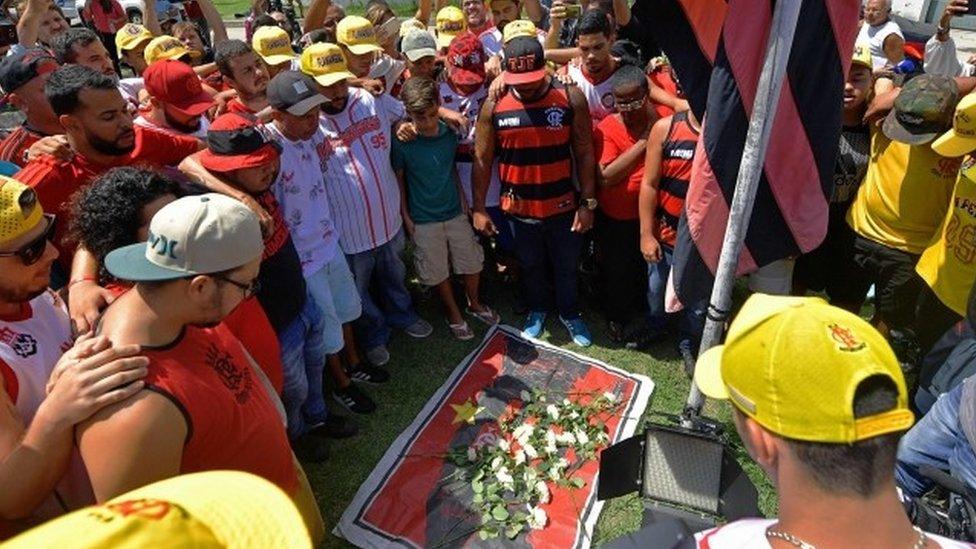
560, 316, 592, 347
522, 312, 547, 339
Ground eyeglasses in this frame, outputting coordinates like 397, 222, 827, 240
0, 214, 55, 266
213, 274, 262, 298
616, 97, 646, 113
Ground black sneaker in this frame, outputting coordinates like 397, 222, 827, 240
678, 339, 697, 379
347, 363, 390, 384
333, 384, 377, 415
291, 433, 330, 463
309, 414, 359, 439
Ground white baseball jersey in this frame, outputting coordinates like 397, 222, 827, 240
438, 81, 501, 208
694, 518, 972, 548
565, 62, 615, 122
0, 290, 94, 518
318, 88, 405, 255
267, 123, 341, 276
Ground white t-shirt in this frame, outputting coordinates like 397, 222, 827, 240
693, 518, 972, 548
134, 114, 210, 140
478, 27, 547, 58
565, 61, 615, 122
118, 77, 145, 108
266, 123, 341, 276
0, 291, 93, 518
857, 19, 904, 70
438, 80, 501, 208
318, 87, 405, 255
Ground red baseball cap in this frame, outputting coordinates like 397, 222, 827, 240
199, 113, 281, 173
447, 32, 486, 87
144, 59, 215, 117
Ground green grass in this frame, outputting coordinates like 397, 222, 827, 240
212, 0, 420, 20
307, 273, 777, 548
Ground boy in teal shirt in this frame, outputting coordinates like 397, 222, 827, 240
392, 77, 499, 339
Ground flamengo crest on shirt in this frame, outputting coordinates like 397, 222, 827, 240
0, 327, 38, 358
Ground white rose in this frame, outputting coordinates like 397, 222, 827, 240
496, 467, 514, 484
527, 506, 548, 530
575, 430, 589, 445
603, 391, 616, 403
569, 410, 580, 420
546, 404, 559, 419
535, 480, 551, 503
491, 455, 504, 470
563, 398, 571, 406
512, 424, 534, 445
556, 431, 576, 445
524, 443, 539, 459
498, 438, 511, 452
545, 430, 558, 453
514, 449, 526, 465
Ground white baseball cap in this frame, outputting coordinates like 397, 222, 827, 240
105, 194, 264, 282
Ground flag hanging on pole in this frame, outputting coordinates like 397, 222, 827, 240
633, 0, 860, 309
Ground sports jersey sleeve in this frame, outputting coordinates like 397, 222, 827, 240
134, 126, 202, 166
14, 160, 59, 214
377, 93, 406, 125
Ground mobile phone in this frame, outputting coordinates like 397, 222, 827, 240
0, 17, 17, 48
968, 1, 976, 16
564, 3, 582, 17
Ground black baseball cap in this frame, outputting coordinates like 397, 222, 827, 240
267, 70, 328, 116
502, 36, 545, 85
0, 48, 57, 95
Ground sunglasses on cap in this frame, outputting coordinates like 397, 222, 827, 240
0, 214, 55, 265
616, 97, 646, 112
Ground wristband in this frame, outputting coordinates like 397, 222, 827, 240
68, 276, 97, 287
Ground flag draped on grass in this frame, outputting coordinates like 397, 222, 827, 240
633, 0, 860, 309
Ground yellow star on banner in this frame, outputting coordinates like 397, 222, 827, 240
451, 399, 483, 425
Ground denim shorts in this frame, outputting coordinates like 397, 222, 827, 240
305, 253, 362, 355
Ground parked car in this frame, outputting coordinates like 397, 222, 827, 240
73, 0, 150, 25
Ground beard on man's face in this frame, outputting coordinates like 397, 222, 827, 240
85, 126, 136, 156
163, 109, 202, 135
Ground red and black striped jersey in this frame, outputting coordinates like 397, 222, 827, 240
492, 82, 577, 220
656, 111, 699, 247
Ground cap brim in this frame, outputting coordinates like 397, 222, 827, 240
405, 48, 437, 62
692, 345, 729, 400
114, 471, 311, 548
345, 43, 382, 55
450, 67, 485, 87
311, 71, 354, 87
118, 35, 152, 55
436, 33, 457, 49
261, 53, 296, 66
169, 91, 216, 117
105, 242, 199, 282
156, 49, 191, 63
284, 94, 328, 116
931, 129, 976, 157
199, 142, 280, 173
503, 68, 545, 86
882, 110, 939, 145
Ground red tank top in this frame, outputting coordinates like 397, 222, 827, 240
492, 82, 577, 219
142, 324, 297, 494
655, 111, 699, 247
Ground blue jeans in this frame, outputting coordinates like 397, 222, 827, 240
647, 246, 706, 350
278, 294, 330, 439
896, 382, 976, 497
345, 229, 419, 349
508, 213, 582, 319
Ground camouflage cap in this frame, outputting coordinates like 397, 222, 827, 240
883, 74, 959, 145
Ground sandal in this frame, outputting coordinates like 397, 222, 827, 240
449, 321, 474, 340
467, 306, 500, 326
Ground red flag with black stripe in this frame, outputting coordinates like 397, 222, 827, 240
632, 0, 860, 309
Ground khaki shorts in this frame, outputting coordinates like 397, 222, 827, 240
412, 214, 484, 286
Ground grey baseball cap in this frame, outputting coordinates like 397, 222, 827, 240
268, 70, 328, 116
105, 194, 264, 282
401, 29, 437, 62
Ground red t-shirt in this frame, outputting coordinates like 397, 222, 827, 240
595, 115, 644, 221
103, 283, 283, 395
226, 98, 256, 115
142, 323, 297, 494
0, 126, 45, 167
14, 126, 200, 267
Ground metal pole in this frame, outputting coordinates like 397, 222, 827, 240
683, 0, 803, 422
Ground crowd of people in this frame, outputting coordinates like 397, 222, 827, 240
0, 0, 975, 545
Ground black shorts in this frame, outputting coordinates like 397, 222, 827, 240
850, 235, 924, 330
794, 212, 865, 307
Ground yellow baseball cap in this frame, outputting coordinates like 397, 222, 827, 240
932, 93, 976, 158
694, 294, 915, 444
336, 15, 383, 55
300, 42, 355, 86
399, 17, 427, 38
144, 35, 190, 65
852, 41, 871, 71
115, 23, 154, 57
252, 25, 296, 66
3, 471, 311, 548
0, 177, 43, 246
436, 6, 467, 49
502, 20, 538, 44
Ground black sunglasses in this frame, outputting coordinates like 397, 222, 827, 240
213, 273, 262, 298
0, 214, 55, 265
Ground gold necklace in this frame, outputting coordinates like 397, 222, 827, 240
765, 526, 927, 549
